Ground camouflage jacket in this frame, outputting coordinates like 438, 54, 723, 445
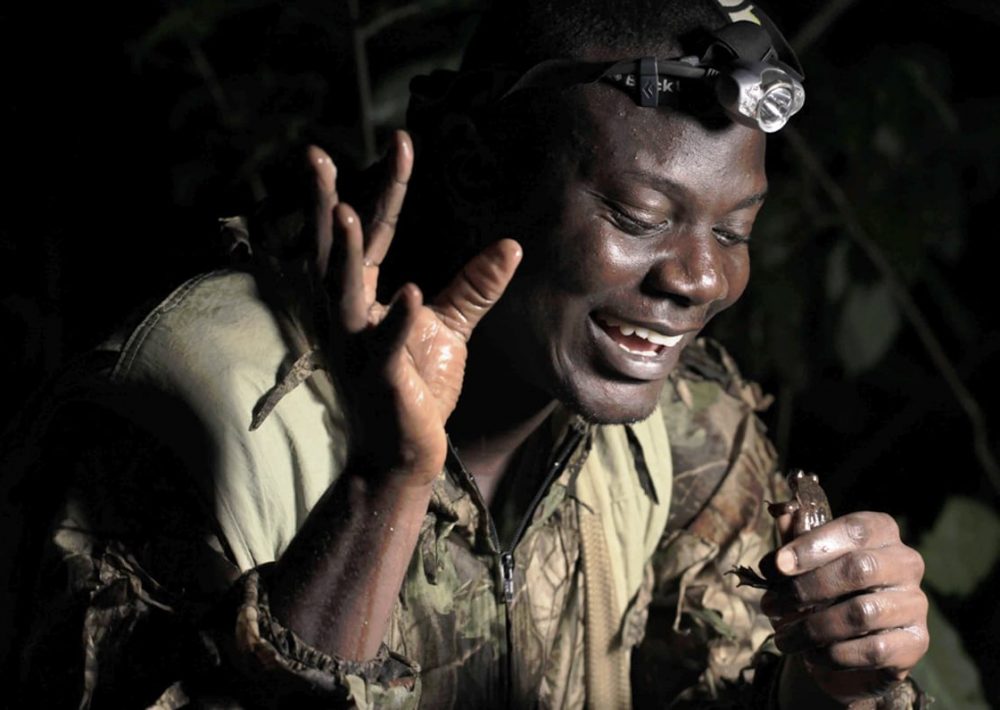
4, 269, 790, 709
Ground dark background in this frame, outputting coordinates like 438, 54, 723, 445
2, 1, 998, 705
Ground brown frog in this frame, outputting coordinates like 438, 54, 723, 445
730, 469, 832, 589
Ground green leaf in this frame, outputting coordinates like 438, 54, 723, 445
834, 280, 901, 374
911, 596, 991, 709
919, 496, 1000, 596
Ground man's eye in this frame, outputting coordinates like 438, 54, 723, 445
713, 227, 751, 246
608, 205, 666, 237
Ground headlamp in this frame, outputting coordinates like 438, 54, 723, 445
721, 64, 805, 133
600, 52, 805, 133
409, 7, 805, 134
581, 18, 805, 133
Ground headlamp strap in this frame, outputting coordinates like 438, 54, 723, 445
708, 21, 773, 64
755, 8, 805, 80
638, 57, 659, 107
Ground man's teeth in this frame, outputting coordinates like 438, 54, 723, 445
601, 316, 684, 347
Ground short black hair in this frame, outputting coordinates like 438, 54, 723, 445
461, 0, 730, 69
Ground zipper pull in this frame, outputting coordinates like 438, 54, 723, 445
500, 552, 515, 604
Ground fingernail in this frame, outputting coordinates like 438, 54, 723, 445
334, 204, 355, 228
309, 147, 336, 191
776, 548, 796, 574
395, 130, 410, 156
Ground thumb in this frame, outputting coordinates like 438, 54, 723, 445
433, 239, 522, 342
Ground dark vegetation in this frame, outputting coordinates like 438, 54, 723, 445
2, 1, 998, 705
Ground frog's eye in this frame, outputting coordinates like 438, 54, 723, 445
809, 473, 820, 483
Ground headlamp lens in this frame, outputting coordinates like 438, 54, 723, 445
714, 63, 805, 133
758, 83, 795, 133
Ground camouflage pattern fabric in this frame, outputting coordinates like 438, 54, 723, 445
0, 269, 920, 709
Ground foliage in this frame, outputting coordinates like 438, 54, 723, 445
920, 496, 1000, 597
909, 497, 1000, 707
702, 17, 1000, 704
710, 44, 976, 388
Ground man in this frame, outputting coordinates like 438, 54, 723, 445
7, 0, 928, 707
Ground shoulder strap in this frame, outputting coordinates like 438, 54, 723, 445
580, 507, 631, 710
575, 414, 673, 710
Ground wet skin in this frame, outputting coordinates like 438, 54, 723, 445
469, 84, 767, 425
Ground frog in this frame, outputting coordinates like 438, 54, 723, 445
729, 468, 832, 589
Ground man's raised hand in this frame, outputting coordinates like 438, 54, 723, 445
308, 132, 522, 487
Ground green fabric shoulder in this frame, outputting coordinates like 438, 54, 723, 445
662, 337, 778, 535
632, 337, 790, 708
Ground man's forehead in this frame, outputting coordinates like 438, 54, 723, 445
572, 84, 767, 185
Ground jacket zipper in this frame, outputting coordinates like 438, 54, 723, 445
445, 421, 587, 704
500, 551, 516, 603
496, 422, 586, 603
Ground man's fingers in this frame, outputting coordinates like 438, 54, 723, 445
365, 130, 413, 268
433, 239, 523, 342
803, 626, 930, 672
774, 589, 928, 652
308, 145, 338, 278
773, 545, 925, 609
775, 512, 903, 576
330, 203, 368, 333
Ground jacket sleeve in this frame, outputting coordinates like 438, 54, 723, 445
5, 385, 419, 709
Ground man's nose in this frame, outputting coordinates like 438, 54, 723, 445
643, 230, 728, 308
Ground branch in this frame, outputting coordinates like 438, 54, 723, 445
784, 127, 1000, 497
186, 40, 234, 123
790, 0, 862, 55
360, 3, 424, 41
348, 0, 376, 165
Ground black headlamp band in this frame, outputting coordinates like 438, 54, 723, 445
409, 5, 805, 133
498, 57, 707, 104
755, 7, 805, 79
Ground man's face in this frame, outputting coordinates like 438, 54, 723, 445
480, 85, 768, 424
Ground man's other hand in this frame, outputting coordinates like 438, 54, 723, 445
761, 511, 929, 705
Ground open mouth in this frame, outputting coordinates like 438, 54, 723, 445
594, 314, 684, 357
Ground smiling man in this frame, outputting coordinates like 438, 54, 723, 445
8, 1, 929, 708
